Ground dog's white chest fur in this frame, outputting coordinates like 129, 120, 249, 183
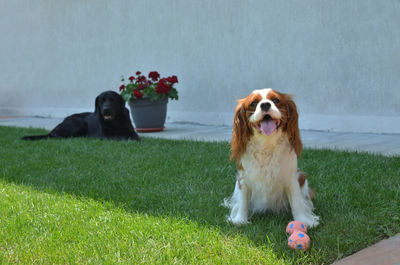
239, 131, 296, 213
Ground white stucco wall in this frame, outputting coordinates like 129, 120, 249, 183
1, 0, 399, 133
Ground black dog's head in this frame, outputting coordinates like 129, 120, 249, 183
95, 91, 125, 121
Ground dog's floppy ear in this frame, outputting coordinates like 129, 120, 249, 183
283, 94, 302, 157
231, 99, 253, 168
95, 95, 100, 114
118, 94, 126, 114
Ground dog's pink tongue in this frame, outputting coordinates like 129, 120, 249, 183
260, 120, 277, 136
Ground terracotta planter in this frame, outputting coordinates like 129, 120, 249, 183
128, 97, 168, 132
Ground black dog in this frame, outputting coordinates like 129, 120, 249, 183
22, 91, 140, 141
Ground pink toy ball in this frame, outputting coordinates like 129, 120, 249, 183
286, 221, 307, 234
288, 231, 310, 251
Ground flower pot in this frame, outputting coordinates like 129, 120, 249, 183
128, 97, 168, 132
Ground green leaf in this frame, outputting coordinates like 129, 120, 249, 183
121, 91, 132, 102
168, 88, 178, 100
126, 83, 135, 92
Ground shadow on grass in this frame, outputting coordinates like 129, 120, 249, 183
1, 126, 400, 264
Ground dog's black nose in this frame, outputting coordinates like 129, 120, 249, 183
103, 108, 111, 115
260, 102, 271, 112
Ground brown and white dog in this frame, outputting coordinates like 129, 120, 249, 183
224, 88, 319, 227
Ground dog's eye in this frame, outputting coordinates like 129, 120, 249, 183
272, 98, 280, 104
250, 101, 258, 108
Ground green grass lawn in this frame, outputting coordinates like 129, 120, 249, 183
0, 126, 399, 264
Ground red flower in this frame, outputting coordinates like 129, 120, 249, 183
156, 81, 171, 94
133, 89, 143, 99
148, 71, 160, 81
137, 75, 147, 83
119, 71, 178, 101
167, 75, 178, 84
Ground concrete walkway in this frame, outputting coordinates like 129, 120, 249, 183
1, 116, 399, 156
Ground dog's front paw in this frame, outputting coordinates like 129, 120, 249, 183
295, 214, 320, 228
228, 216, 249, 226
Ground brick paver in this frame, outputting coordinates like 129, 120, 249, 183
332, 234, 400, 265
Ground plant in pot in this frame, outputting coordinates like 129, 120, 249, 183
119, 71, 178, 132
